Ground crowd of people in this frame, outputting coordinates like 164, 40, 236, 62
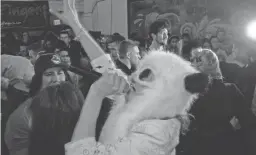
1, 0, 256, 155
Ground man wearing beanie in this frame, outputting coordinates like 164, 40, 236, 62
4, 53, 72, 155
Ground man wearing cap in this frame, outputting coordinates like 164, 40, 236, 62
4, 53, 74, 155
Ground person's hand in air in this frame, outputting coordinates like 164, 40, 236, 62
50, 0, 111, 69
50, 0, 82, 28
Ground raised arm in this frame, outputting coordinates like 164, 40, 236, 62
50, 0, 115, 73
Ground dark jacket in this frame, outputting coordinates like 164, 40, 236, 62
67, 40, 88, 68
237, 61, 256, 105
95, 97, 113, 141
115, 59, 133, 76
219, 61, 243, 84
177, 79, 256, 155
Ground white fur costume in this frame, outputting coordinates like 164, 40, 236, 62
65, 51, 203, 155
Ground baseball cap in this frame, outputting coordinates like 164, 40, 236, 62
34, 53, 68, 75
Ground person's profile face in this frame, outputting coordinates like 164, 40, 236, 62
108, 42, 119, 60
155, 28, 168, 45
128, 46, 141, 66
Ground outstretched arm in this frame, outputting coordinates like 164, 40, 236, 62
50, 0, 115, 73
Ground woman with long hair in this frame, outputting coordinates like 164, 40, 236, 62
29, 53, 73, 97
28, 82, 84, 155
5, 53, 74, 155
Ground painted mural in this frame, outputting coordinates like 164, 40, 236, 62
127, 0, 256, 44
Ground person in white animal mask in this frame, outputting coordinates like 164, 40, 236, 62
51, 1, 209, 155
67, 51, 210, 155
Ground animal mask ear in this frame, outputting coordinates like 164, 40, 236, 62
185, 73, 210, 94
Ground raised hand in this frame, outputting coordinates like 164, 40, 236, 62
50, 0, 81, 28
50, 0, 113, 71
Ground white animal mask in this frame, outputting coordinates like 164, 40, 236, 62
100, 51, 209, 144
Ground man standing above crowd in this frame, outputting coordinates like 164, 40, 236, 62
148, 20, 169, 51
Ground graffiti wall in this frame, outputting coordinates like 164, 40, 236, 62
127, 0, 256, 44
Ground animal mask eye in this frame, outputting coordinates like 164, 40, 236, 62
139, 68, 154, 82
